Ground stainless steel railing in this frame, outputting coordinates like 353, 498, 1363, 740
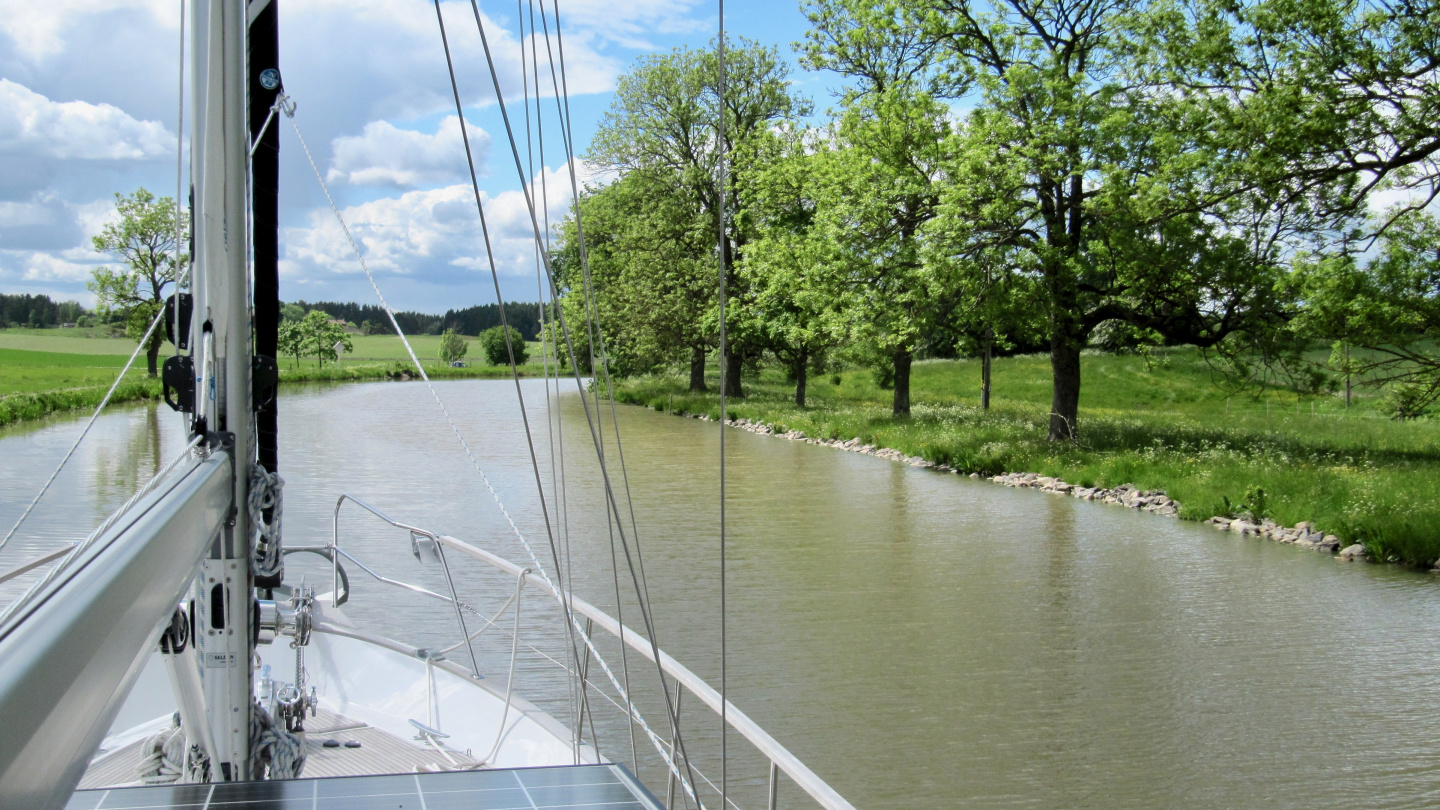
324, 494, 855, 810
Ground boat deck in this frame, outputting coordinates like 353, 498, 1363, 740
67, 764, 662, 809
80, 709, 481, 789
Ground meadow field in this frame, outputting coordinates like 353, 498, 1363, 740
0, 327, 547, 428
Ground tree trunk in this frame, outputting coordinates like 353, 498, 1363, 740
146, 340, 160, 377
794, 346, 808, 408
1049, 334, 1081, 441
723, 347, 744, 398
689, 346, 707, 392
981, 328, 992, 410
893, 348, 912, 417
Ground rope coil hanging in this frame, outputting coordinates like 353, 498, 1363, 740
135, 712, 210, 785
249, 463, 285, 579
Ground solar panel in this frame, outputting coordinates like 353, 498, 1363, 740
67, 764, 664, 810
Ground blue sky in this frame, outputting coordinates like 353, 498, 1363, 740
0, 0, 835, 314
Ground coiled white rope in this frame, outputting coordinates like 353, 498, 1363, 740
135, 712, 210, 784
249, 463, 284, 579
248, 698, 305, 780
136, 716, 186, 783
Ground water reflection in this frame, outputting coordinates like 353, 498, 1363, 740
4, 381, 1440, 808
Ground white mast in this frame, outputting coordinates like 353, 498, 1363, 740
190, 0, 254, 779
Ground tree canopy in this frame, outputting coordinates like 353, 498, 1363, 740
545, 0, 1440, 431
88, 188, 187, 376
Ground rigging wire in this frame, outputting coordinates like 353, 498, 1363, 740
0, 433, 204, 626
454, 0, 704, 794
716, 3, 730, 806
172, 0, 186, 379
535, 0, 661, 627
522, 4, 659, 780
279, 78, 705, 803
517, 0, 586, 764
426, 0, 593, 773
521, 3, 705, 789
3, 6, 193, 559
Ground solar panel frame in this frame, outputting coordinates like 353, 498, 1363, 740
67, 764, 664, 810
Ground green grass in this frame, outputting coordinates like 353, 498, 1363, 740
0, 329, 550, 430
0, 326, 170, 355
615, 347, 1440, 568
0, 348, 142, 395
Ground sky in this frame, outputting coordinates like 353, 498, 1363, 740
0, 0, 833, 314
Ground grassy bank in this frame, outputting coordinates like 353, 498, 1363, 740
0, 329, 549, 430
614, 348, 1440, 568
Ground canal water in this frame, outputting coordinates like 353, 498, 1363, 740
3, 379, 1439, 808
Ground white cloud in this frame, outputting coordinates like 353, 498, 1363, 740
0, 79, 172, 161
22, 248, 102, 283
0, 0, 173, 60
0, 195, 130, 305
0, 0, 718, 311
285, 161, 587, 287
550, 0, 707, 50
0, 198, 63, 228
328, 116, 489, 188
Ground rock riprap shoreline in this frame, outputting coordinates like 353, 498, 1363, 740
687, 411, 1373, 564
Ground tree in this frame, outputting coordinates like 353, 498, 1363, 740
1144, 0, 1440, 232
741, 127, 852, 407
478, 325, 529, 367
799, 11, 957, 416
807, 0, 1300, 437
299, 310, 351, 367
587, 39, 809, 397
1291, 208, 1440, 411
88, 188, 187, 376
438, 328, 468, 364
280, 302, 305, 323
555, 171, 718, 386
277, 319, 305, 368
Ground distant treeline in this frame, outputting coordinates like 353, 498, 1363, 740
287, 300, 543, 339
0, 292, 546, 339
440, 303, 542, 339
0, 294, 89, 328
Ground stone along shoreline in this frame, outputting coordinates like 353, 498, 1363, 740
688, 412, 1376, 566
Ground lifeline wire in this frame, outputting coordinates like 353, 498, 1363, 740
716, 2, 730, 805
283, 103, 699, 801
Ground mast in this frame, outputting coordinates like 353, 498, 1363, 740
190, 0, 255, 779
249, 0, 281, 512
